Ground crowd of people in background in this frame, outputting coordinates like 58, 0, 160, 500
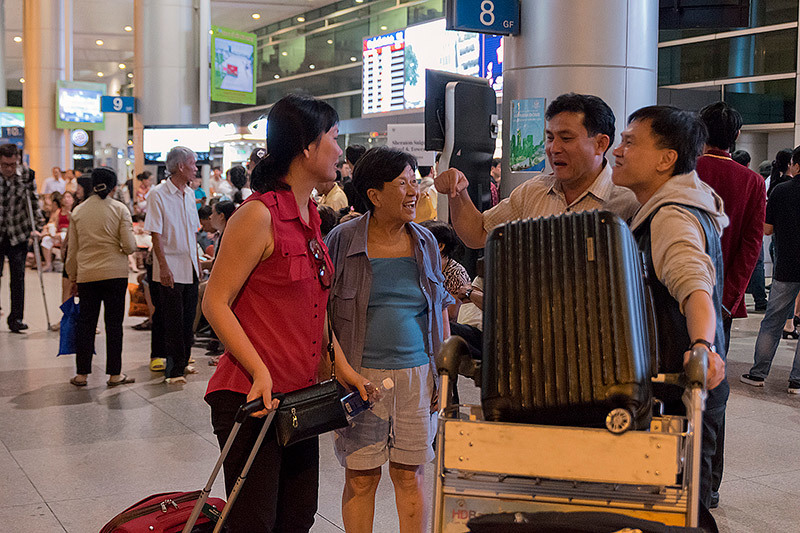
2, 89, 800, 532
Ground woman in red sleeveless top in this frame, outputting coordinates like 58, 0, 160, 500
203, 94, 369, 533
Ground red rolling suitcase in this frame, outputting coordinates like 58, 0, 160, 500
100, 399, 272, 533
482, 210, 656, 432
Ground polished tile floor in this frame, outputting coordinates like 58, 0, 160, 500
1, 270, 798, 532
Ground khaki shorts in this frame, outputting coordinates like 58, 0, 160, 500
333, 364, 436, 470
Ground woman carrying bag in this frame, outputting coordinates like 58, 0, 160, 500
66, 168, 138, 387
203, 94, 369, 533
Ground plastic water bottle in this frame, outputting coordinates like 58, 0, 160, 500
341, 377, 394, 420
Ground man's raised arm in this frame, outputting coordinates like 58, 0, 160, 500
434, 168, 488, 249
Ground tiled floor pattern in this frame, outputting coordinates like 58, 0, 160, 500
0, 271, 797, 532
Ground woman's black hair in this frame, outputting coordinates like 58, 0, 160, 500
419, 220, 465, 260
91, 167, 117, 200
352, 146, 418, 212
213, 200, 236, 222
51, 191, 63, 209
76, 176, 93, 203
318, 205, 340, 237
770, 148, 792, 181
250, 93, 339, 194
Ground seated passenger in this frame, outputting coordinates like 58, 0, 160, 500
610, 105, 727, 514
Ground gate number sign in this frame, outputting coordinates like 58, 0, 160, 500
101, 96, 136, 113
446, 0, 520, 36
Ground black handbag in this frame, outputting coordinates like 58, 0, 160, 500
274, 319, 349, 446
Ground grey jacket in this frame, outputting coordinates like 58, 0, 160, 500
324, 212, 454, 376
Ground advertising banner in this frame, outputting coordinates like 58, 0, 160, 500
509, 98, 546, 172
211, 26, 257, 105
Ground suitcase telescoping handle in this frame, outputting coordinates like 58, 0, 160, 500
182, 399, 275, 533
683, 344, 709, 528
436, 336, 472, 416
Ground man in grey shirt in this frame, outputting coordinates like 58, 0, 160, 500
434, 93, 638, 248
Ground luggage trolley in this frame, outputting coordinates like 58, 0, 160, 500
432, 336, 709, 532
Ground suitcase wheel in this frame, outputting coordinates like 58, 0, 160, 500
605, 408, 633, 434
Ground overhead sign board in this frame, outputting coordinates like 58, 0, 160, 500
446, 0, 520, 36
101, 96, 136, 113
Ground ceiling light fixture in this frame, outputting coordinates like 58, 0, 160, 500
118, 63, 126, 69
124, 26, 133, 32
13, 36, 22, 43
350, 56, 357, 62
127, 73, 133, 78
327, 39, 333, 44
252, 13, 261, 19
274, 74, 280, 79
96, 39, 104, 46
297, 17, 305, 22
19, 78, 25, 83
309, 64, 315, 70
97, 72, 104, 77
380, 25, 387, 30
127, 140, 133, 145
281, 51, 288, 56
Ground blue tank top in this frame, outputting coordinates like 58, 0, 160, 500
361, 257, 429, 369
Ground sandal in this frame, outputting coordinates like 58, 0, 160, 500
69, 376, 88, 387
107, 374, 136, 387
782, 329, 799, 339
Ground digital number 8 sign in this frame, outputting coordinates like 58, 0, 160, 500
480, 0, 495, 26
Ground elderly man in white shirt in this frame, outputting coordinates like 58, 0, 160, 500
43, 166, 67, 196
144, 146, 201, 384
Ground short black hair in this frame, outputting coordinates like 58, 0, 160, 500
198, 205, 213, 220
699, 101, 742, 151
491, 158, 501, 168
0, 143, 19, 158
418, 165, 433, 177
731, 150, 751, 167
91, 167, 117, 200
318, 205, 340, 237
214, 200, 236, 222
792, 146, 800, 166
345, 144, 367, 166
352, 146, 417, 212
627, 105, 707, 176
229, 166, 247, 189
419, 220, 464, 259
545, 93, 616, 152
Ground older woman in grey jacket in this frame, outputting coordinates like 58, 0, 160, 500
66, 168, 138, 387
325, 146, 453, 533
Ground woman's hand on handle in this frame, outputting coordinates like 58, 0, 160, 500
247, 368, 281, 418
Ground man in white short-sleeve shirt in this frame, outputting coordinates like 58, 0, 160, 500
434, 93, 639, 249
43, 167, 66, 196
144, 146, 201, 383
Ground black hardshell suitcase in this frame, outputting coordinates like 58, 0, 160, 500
482, 210, 655, 432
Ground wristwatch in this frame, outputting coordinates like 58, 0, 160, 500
689, 338, 716, 353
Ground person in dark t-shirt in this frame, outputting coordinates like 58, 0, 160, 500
742, 145, 800, 394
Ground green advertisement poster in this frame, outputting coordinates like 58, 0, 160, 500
211, 26, 257, 105
509, 98, 546, 172
55, 80, 106, 131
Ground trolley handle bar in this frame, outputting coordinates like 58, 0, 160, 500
436, 336, 471, 377
685, 344, 709, 391
236, 398, 266, 423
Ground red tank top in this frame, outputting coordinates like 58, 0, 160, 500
205, 190, 333, 396
57, 210, 70, 231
